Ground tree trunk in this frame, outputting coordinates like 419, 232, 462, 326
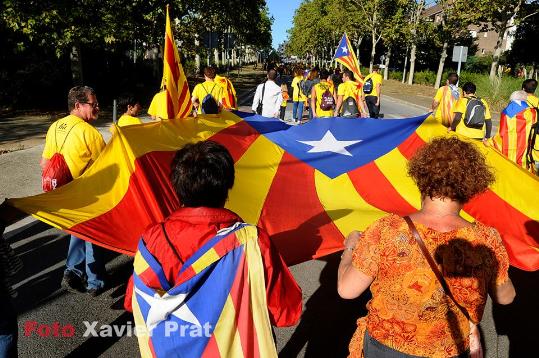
407, 44, 417, 85
489, 26, 506, 80
370, 30, 376, 72
70, 44, 83, 85
434, 42, 448, 89
214, 48, 220, 66
383, 48, 391, 80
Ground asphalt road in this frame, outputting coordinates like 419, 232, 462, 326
1, 97, 515, 357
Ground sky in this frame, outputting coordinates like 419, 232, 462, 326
266, 0, 303, 49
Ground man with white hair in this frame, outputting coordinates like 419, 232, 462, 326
492, 90, 538, 170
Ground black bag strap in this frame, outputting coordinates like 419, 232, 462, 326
258, 82, 266, 109
403, 216, 471, 321
55, 121, 80, 154
160, 222, 183, 265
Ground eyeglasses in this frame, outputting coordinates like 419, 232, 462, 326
80, 101, 99, 109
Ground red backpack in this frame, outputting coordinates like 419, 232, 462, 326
41, 122, 79, 192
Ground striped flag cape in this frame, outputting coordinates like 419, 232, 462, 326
215, 75, 237, 110
492, 100, 537, 170
333, 33, 363, 86
160, 5, 192, 119
132, 222, 276, 357
6, 112, 539, 271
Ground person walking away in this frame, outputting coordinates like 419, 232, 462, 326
191, 66, 223, 116
492, 90, 538, 170
123, 141, 302, 356
41, 86, 107, 296
450, 82, 493, 144
280, 83, 289, 121
251, 69, 282, 118
148, 86, 168, 120
291, 66, 307, 123
334, 69, 367, 118
311, 69, 336, 119
339, 137, 515, 358
432, 72, 461, 127
303, 68, 320, 120
214, 71, 238, 110
362, 65, 383, 118
117, 93, 143, 127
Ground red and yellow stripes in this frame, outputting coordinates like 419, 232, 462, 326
493, 109, 537, 168
335, 33, 363, 85
163, 6, 192, 119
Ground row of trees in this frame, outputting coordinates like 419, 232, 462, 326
0, 0, 273, 108
286, 0, 538, 87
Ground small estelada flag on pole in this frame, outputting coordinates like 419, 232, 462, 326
333, 33, 363, 88
162, 5, 192, 119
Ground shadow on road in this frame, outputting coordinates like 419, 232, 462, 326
279, 252, 370, 357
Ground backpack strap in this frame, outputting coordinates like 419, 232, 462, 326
259, 82, 266, 108
160, 222, 183, 266
402, 216, 471, 321
55, 121, 81, 154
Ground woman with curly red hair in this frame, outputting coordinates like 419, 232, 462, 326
338, 136, 516, 358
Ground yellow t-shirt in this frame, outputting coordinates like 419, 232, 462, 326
191, 81, 223, 114
291, 76, 307, 102
527, 94, 538, 108
148, 91, 168, 119
363, 72, 383, 97
433, 85, 462, 127
42, 115, 105, 179
313, 81, 335, 118
117, 114, 143, 127
338, 80, 360, 101
453, 96, 492, 139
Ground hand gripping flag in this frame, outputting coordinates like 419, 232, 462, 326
160, 5, 192, 119
132, 223, 277, 357
333, 33, 363, 86
6, 112, 539, 271
492, 100, 537, 170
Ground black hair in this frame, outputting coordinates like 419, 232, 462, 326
342, 69, 354, 81
447, 72, 459, 85
118, 93, 139, 112
170, 141, 234, 208
462, 82, 476, 94
522, 79, 538, 94
67, 86, 95, 111
319, 69, 330, 80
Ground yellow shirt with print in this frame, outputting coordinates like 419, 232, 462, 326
42, 115, 106, 179
337, 80, 360, 101
148, 91, 168, 119
117, 114, 143, 127
291, 76, 306, 102
453, 96, 492, 139
433, 85, 462, 127
313, 81, 335, 117
363, 72, 383, 97
192, 81, 223, 114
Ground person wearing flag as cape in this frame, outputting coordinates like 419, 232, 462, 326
124, 141, 302, 357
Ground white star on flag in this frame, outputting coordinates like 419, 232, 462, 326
341, 46, 348, 54
298, 130, 362, 156
135, 286, 201, 331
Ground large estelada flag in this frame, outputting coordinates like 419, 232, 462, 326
132, 222, 276, 357
161, 5, 192, 119
333, 33, 363, 86
6, 112, 539, 271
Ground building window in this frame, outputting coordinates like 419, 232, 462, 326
484, 32, 488, 38
470, 30, 477, 38
481, 49, 485, 54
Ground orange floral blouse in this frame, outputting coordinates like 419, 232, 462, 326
348, 214, 510, 358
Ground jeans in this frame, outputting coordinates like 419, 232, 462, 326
365, 96, 380, 118
363, 331, 469, 358
292, 101, 304, 122
0, 295, 17, 358
308, 103, 314, 120
65, 235, 105, 289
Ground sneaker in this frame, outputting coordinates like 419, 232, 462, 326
86, 287, 104, 297
61, 272, 86, 293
